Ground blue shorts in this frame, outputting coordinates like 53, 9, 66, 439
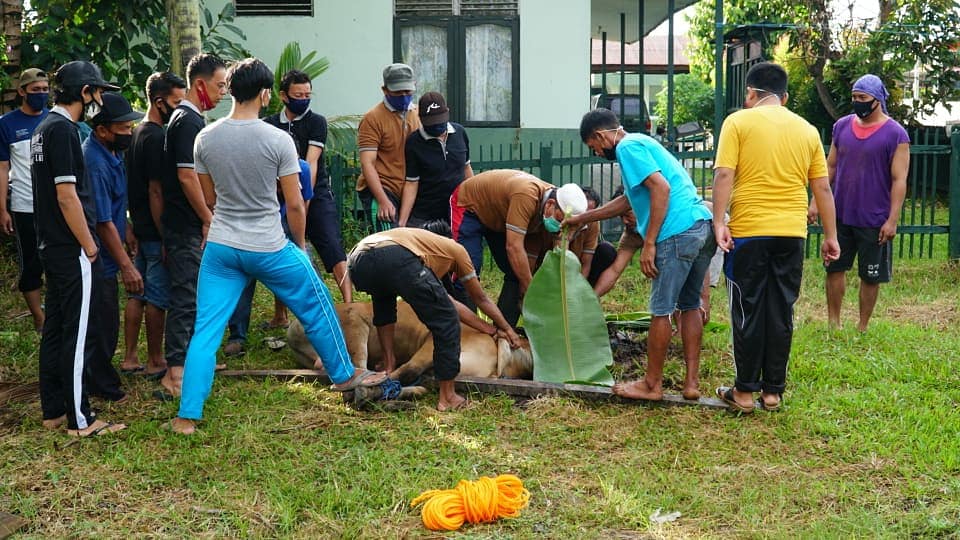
130, 240, 171, 310
649, 219, 715, 316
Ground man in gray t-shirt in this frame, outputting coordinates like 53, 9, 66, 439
170, 58, 386, 435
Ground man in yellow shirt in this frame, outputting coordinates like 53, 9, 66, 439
712, 62, 840, 413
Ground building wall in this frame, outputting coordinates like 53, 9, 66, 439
205, 0, 394, 119
208, 0, 590, 133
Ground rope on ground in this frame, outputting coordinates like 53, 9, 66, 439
410, 474, 530, 531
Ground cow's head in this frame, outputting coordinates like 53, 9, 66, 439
496, 336, 533, 379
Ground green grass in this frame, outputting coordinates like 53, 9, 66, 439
1, 237, 959, 538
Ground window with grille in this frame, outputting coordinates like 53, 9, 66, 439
394, 0, 519, 127
235, 0, 313, 17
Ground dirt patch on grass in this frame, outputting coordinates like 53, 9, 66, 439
885, 299, 959, 330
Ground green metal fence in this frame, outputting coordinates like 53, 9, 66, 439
329, 129, 960, 259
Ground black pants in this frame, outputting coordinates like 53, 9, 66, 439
726, 237, 804, 394
38, 250, 96, 430
13, 211, 43, 292
587, 241, 617, 287
349, 244, 460, 381
84, 277, 124, 400
305, 187, 348, 273
164, 229, 203, 367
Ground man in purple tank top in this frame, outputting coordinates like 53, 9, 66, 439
808, 74, 910, 332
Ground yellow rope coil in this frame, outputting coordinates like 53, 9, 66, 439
410, 474, 531, 531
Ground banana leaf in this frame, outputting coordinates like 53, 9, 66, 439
522, 248, 615, 386
605, 311, 652, 331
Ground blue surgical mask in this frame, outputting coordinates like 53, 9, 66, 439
286, 97, 310, 116
543, 215, 562, 233
26, 92, 48, 112
423, 123, 447, 137
385, 94, 413, 111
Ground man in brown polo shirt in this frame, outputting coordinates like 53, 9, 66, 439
450, 169, 587, 326
356, 63, 421, 230
347, 227, 521, 411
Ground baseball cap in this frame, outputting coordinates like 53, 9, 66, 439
418, 92, 449, 126
90, 92, 144, 125
18, 68, 48, 88
382, 63, 415, 92
556, 184, 588, 216
54, 61, 120, 91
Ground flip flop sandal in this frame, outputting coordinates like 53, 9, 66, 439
152, 389, 175, 402
263, 336, 286, 351
68, 421, 126, 437
120, 365, 145, 374
329, 369, 388, 392
144, 369, 167, 381
758, 394, 783, 411
716, 386, 754, 414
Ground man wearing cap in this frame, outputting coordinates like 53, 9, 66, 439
0, 68, 49, 333
809, 74, 910, 333
31, 60, 125, 436
450, 170, 587, 327
160, 53, 227, 398
84, 92, 144, 399
571, 107, 716, 402
398, 91, 473, 229
356, 63, 422, 229
348, 226, 522, 411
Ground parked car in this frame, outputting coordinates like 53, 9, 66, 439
595, 94, 651, 134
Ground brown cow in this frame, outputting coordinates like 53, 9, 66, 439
287, 302, 533, 386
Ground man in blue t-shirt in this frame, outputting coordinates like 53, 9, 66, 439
84, 92, 144, 401
567, 108, 715, 402
0, 68, 49, 332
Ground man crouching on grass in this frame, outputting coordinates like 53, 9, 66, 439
169, 58, 385, 435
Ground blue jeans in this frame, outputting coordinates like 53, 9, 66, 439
453, 211, 522, 326
130, 240, 171, 310
649, 219, 715, 316
178, 241, 353, 420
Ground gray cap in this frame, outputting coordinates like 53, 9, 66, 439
383, 63, 415, 92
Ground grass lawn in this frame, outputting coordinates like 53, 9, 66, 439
1, 238, 959, 539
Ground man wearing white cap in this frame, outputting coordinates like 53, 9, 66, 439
570, 108, 716, 402
450, 169, 587, 327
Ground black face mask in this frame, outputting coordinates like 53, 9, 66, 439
109, 133, 132, 152
852, 99, 877, 119
602, 145, 617, 161
158, 101, 174, 124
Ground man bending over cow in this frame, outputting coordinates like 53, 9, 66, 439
348, 226, 522, 411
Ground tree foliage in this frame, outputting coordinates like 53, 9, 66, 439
653, 74, 716, 129
686, 0, 960, 128
21, 1, 248, 107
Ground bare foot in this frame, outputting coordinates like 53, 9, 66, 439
67, 419, 127, 437
760, 392, 782, 411
612, 379, 663, 401
160, 372, 182, 398
437, 395, 469, 412
169, 417, 196, 435
682, 386, 701, 400
42, 414, 67, 430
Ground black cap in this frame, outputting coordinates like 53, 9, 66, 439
91, 92, 144, 125
418, 92, 449, 126
54, 61, 120, 91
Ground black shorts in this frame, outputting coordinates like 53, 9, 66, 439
305, 188, 347, 273
824, 223, 892, 283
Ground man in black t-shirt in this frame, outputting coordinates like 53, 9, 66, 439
159, 53, 227, 398
122, 71, 186, 377
263, 70, 351, 301
31, 60, 125, 437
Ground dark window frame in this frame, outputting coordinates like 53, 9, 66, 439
234, 0, 313, 17
394, 15, 520, 128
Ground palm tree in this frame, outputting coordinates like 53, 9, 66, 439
165, 0, 200, 78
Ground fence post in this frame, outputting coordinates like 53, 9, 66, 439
539, 144, 553, 183
330, 154, 344, 224
947, 130, 960, 259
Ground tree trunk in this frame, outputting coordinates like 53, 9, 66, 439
165, 0, 201, 78
1, 0, 23, 113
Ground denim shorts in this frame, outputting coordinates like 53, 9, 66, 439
649, 219, 715, 316
130, 240, 171, 310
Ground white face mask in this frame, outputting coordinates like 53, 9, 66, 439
83, 90, 102, 121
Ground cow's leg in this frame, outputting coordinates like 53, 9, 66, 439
390, 342, 434, 386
